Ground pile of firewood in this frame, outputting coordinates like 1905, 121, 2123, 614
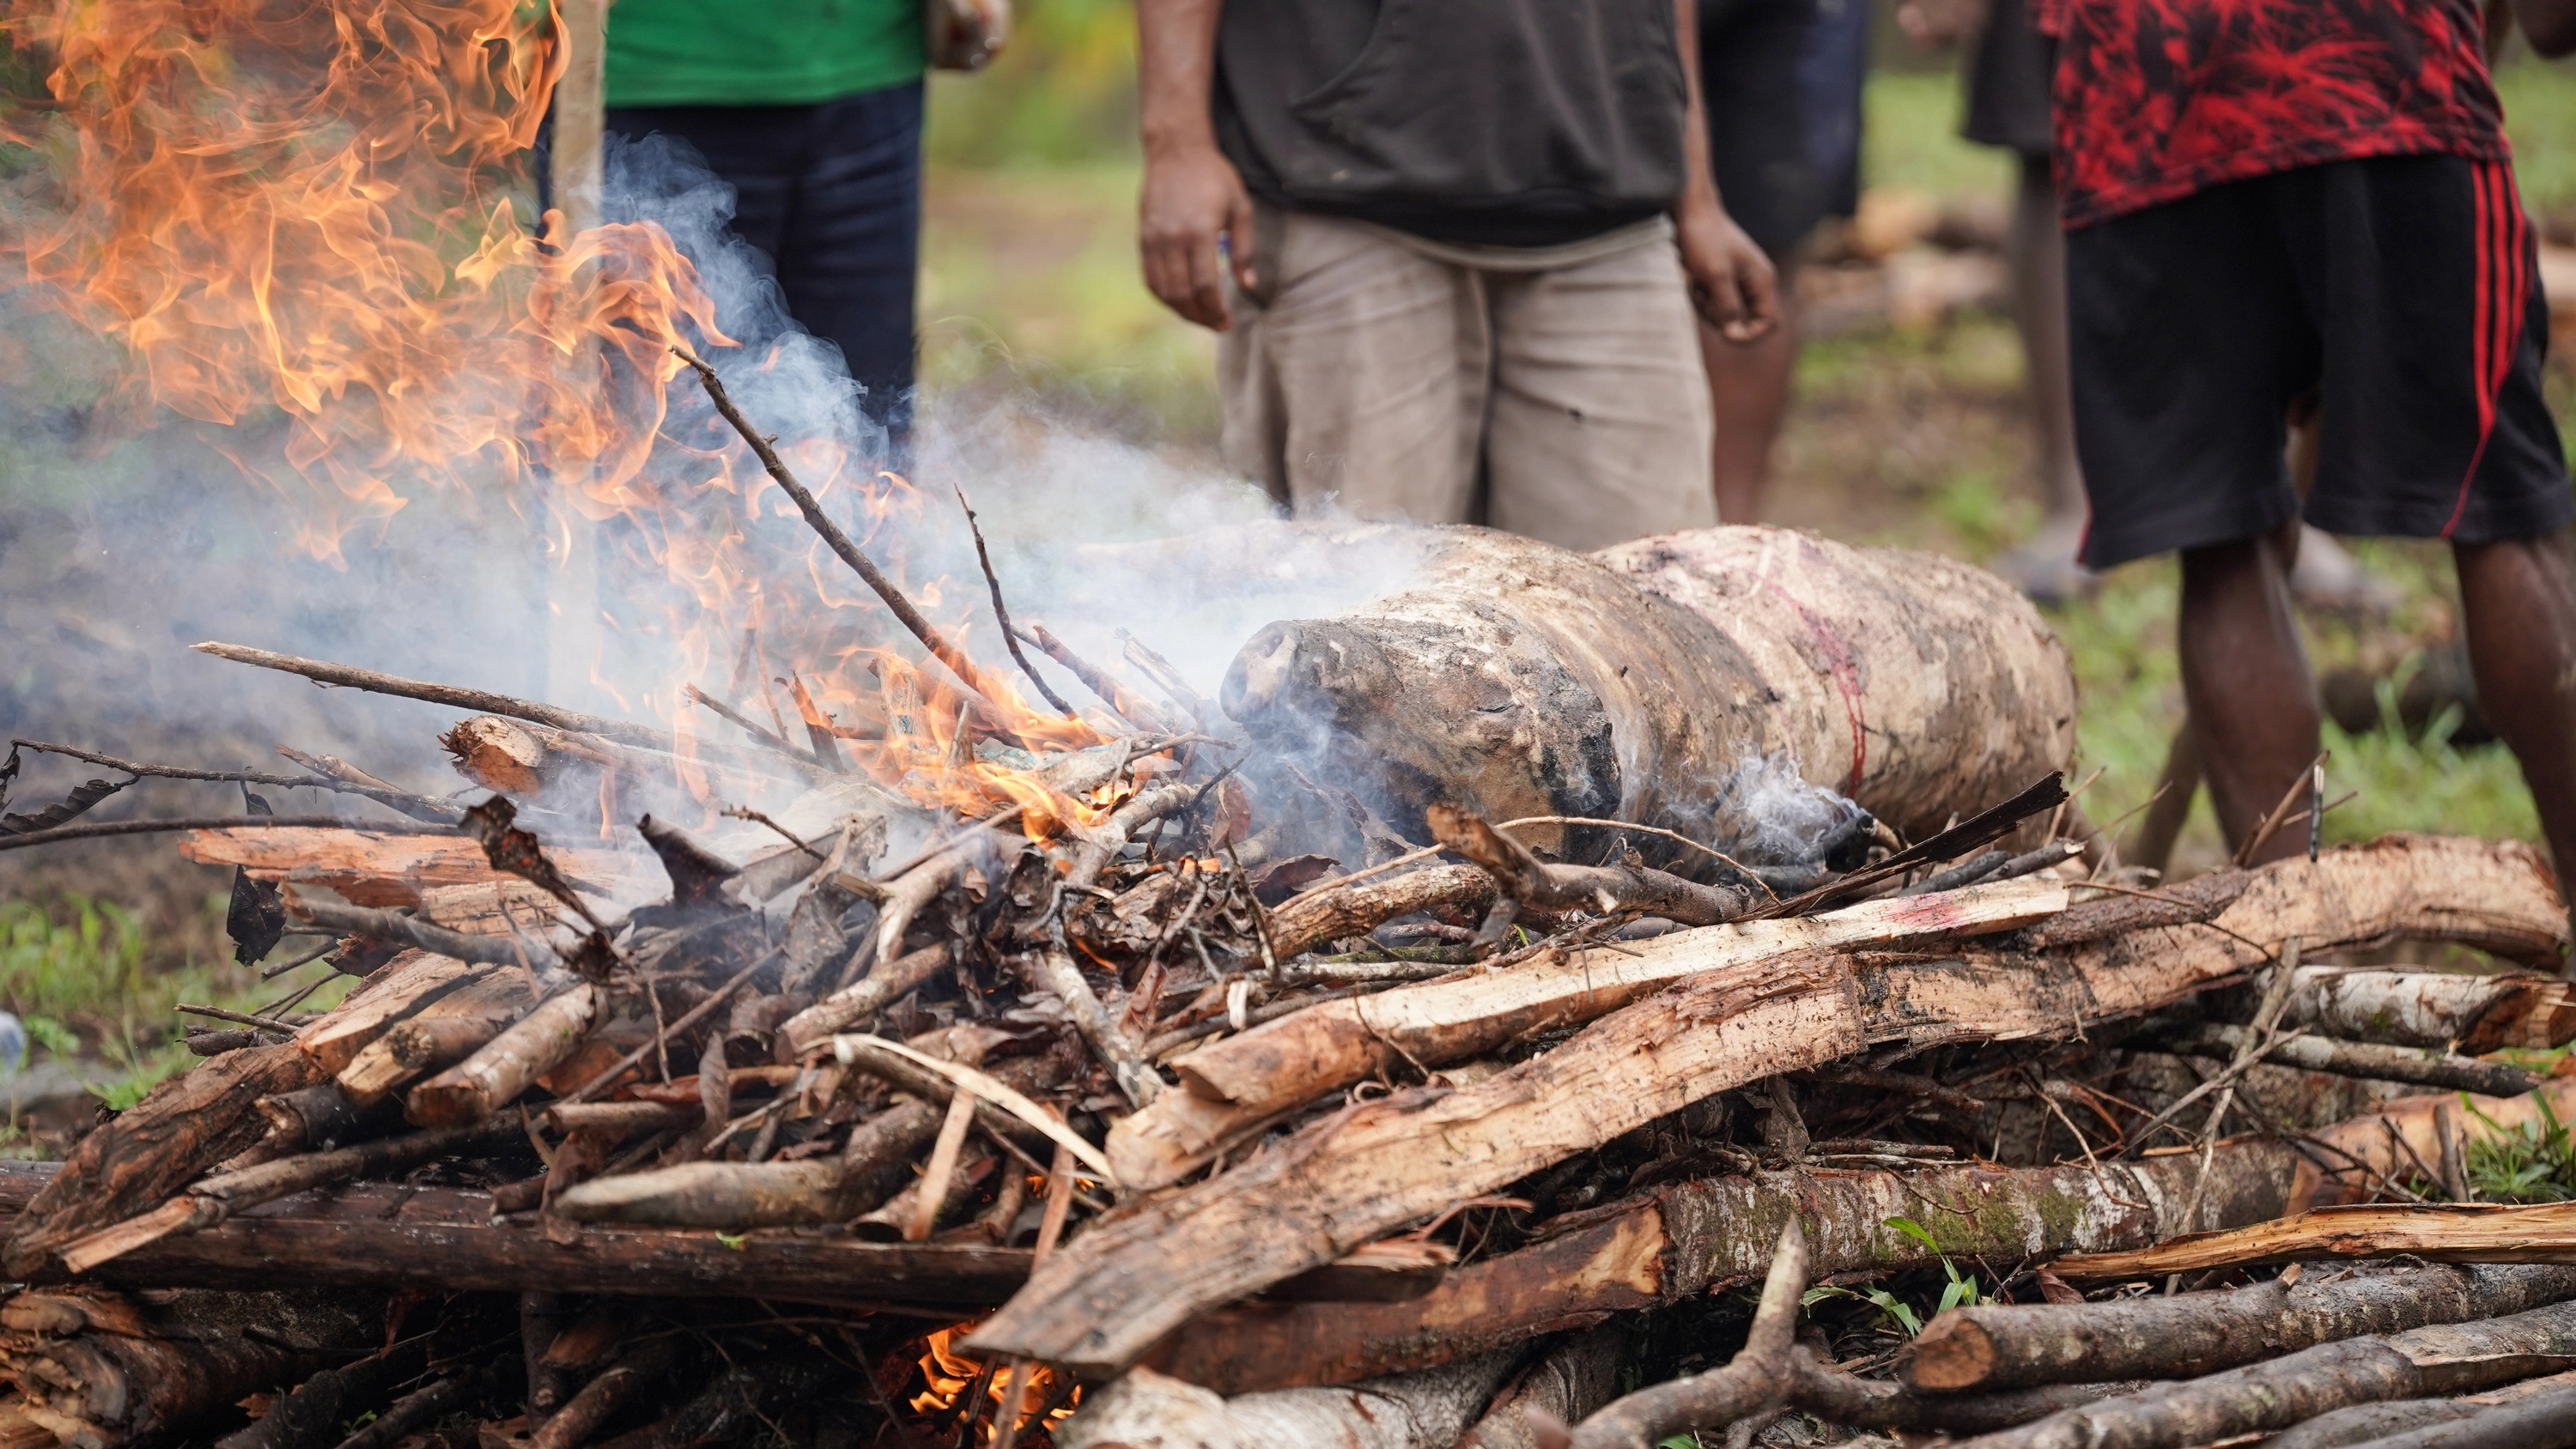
2, 363, 2574, 1449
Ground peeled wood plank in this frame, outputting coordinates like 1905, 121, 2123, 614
970, 838, 2570, 1373
2055, 1202, 2576, 1280
1059, 1355, 1521, 1449
1905, 1264, 2576, 1393
0, 1042, 322, 1277
178, 827, 653, 909
1146, 1143, 2308, 1394
1114, 878, 2069, 1191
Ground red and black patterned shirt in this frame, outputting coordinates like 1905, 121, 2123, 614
2034, 0, 2511, 229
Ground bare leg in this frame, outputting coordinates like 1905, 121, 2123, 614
2456, 530, 2576, 932
1700, 283, 1799, 524
2178, 532, 2320, 864
1996, 154, 2093, 601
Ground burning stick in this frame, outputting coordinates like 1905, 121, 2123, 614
1018, 621, 1170, 733
671, 349, 1025, 725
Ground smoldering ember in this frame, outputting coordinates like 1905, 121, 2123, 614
9, 5, 2576, 1449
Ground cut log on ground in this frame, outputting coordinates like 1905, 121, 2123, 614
1946, 1297, 2576, 1449
975, 838, 2567, 1375
1219, 524, 2077, 856
2054, 1202, 2576, 1279
1459, 1327, 1626, 1449
1146, 1128, 2307, 1392
1904, 1264, 2576, 1392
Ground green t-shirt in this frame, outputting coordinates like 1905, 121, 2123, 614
605, 0, 926, 107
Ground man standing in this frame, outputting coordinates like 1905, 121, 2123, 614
604, 1, 930, 443
2045, 0, 2576, 888
1138, 0, 1780, 551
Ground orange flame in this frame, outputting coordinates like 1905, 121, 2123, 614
912, 1324, 1078, 1443
1, 0, 1137, 830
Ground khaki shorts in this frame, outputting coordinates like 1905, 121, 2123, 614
1218, 209, 1717, 552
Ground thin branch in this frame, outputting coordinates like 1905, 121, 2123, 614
9, 738, 459, 820
953, 484, 1078, 717
671, 348, 1018, 723
0, 815, 456, 853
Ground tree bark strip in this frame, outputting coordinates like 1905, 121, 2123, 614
2287, 1081, 2576, 1212
1905, 1264, 2576, 1392
1145, 1142, 2306, 1394
1952, 1299, 2576, 1449
1264, 864, 1500, 961
2054, 1202, 2576, 1280
296, 952, 483, 1076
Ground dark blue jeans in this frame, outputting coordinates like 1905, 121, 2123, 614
607, 82, 924, 441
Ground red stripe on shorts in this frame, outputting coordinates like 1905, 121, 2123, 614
2445, 160, 2528, 539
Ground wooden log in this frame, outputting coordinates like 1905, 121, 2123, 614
0, 1286, 380, 1449
2055, 1202, 2576, 1280
2330, 1376, 2576, 1449
1115, 876, 2069, 1191
1265, 864, 1499, 960
527, 1339, 678, 1449
295, 952, 482, 1076
0, 1170, 1031, 1305
2282, 968, 2576, 1052
1904, 1264, 2576, 1392
1057, 1355, 1522, 1449
1144, 1140, 2307, 1394
405, 985, 602, 1127
1950, 1298, 2576, 1449
778, 943, 954, 1056
2148, 1020, 2538, 1097
1460, 1327, 1625, 1449
1425, 805, 1754, 925
289, 894, 559, 967
978, 837, 2568, 1374
179, 826, 653, 910
1219, 524, 2075, 859
2269, 1367, 2576, 1449
338, 1011, 514, 1106
1, 1041, 321, 1278
2287, 1080, 2576, 1213
549, 1160, 844, 1229
335, 1356, 514, 1449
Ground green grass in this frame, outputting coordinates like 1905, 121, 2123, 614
0, 894, 355, 1119
2498, 54, 2576, 220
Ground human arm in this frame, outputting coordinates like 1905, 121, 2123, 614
1673, 0, 1780, 343
1895, 0, 1994, 47
1137, 0, 1256, 330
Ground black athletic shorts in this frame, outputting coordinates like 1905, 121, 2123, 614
2068, 153, 2573, 570
1699, 0, 1825, 260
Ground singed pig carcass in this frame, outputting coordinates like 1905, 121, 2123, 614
1219, 524, 2077, 875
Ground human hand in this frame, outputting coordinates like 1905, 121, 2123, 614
1140, 141, 1257, 330
1676, 196, 1780, 343
1896, 0, 1990, 46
